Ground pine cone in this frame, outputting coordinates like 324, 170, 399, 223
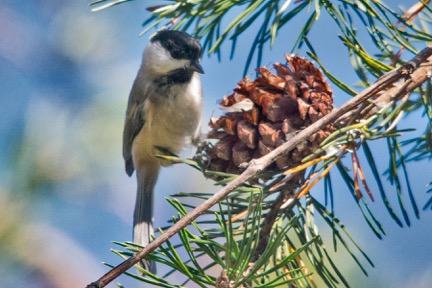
208, 55, 334, 174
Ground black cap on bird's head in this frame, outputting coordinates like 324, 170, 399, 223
151, 30, 204, 74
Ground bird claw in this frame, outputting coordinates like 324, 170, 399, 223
192, 139, 213, 170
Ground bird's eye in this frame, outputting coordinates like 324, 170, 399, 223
170, 50, 185, 59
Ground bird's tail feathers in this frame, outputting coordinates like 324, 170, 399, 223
133, 164, 159, 273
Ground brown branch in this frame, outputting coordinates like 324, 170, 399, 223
251, 172, 304, 263
86, 45, 432, 288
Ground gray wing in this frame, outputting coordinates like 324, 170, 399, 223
123, 76, 146, 176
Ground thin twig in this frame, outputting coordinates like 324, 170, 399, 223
86, 46, 432, 288
251, 172, 303, 263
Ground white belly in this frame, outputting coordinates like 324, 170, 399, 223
131, 74, 202, 168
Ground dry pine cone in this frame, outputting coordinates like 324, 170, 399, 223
208, 55, 334, 174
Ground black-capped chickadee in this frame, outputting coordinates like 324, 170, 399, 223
122, 30, 204, 272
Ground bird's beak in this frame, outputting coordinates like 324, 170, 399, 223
191, 60, 205, 74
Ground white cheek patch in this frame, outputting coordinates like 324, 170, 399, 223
144, 42, 189, 74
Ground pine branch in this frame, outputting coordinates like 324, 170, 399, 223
89, 1, 432, 75
86, 45, 432, 288
251, 172, 304, 263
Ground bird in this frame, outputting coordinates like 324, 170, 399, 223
122, 30, 204, 272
